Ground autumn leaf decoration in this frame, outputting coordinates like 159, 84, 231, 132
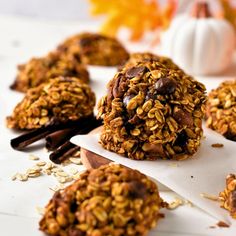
220, 0, 236, 30
89, 0, 177, 41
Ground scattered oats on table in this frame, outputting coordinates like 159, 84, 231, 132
11, 154, 83, 186
6, 77, 95, 130
200, 193, 219, 201
69, 157, 82, 165
167, 197, 184, 210
184, 200, 193, 207
98, 60, 206, 160
39, 164, 166, 236
28, 154, 40, 161
57, 32, 129, 66
36, 161, 47, 167
168, 163, 179, 167
206, 80, 236, 141
10, 50, 89, 93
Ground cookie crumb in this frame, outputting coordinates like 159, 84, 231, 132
200, 193, 219, 201
167, 197, 184, 210
211, 143, 224, 148
29, 154, 40, 161
158, 213, 165, 218
11, 173, 18, 181
217, 221, 230, 228
168, 163, 179, 167
36, 206, 45, 215
184, 200, 193, 207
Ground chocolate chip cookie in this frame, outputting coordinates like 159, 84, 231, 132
39, 164, 165, 236
219, 174, 236, 219
123, 52, 180, 71
98, 61, 206, 160
11, 51, 89, 93
206, 80, 236, 141
7, 77, 95, 130
57, 32, 129, 66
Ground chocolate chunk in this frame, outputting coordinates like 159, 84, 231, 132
128, 180, 147, 199
144, 143, 166, 158
155, 77, 177, 94
126, 66, 146, 78
230, 190, 236, 210
107, 85, 114, 103
52, 191, 64, 207
124, 121, 135, 132
70, 201, 77, 213
128, 114, 142, 125
68, 227, 84, 236
174, 130, 188, 147
79, 37, 92, 47
173, 109, 193, 127
145, 90, 156, 101
112, 74, 129, 98
112, 74, 122, 98
123, 94, 135, 107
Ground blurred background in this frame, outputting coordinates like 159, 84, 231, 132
0, 0, 94, 21
0, 0, 202, 21
0, 0, 93, 21
0, 0, 235, 76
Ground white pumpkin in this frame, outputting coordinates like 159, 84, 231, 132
161, 2, 235, 75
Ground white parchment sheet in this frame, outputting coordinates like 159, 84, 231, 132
71, 124, 236, 225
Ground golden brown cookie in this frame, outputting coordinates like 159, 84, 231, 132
11, 51, 89, 93
57, 32, 129, 66
219, 174, 236, 219
123, 52, 180, 71
98, 61, 206, 160
39, 164, 165, 236
7, 77, 95, 130
206, 80, 236, 141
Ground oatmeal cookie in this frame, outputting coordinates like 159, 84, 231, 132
206, 80, 236, 141
11, 51, 89, 93
98, 61, 206, 160
219, 174, 236, 219
57, 32, 129, 66
39, 164, 165, 236
123, 52, 180, 71
7, 77, 95, 130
